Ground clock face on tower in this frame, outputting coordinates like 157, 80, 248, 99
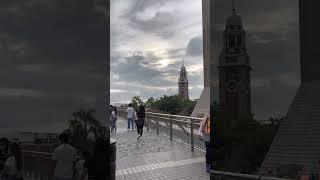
226, 80, 238, 93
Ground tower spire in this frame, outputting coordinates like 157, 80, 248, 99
182, 58, 185, 66
232, 0, 236, 14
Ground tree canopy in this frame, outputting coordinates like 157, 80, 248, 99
212, 110, 282, 173
141, 95, 197, 116
66, 108, 107, 153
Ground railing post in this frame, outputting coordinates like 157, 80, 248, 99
170, 115, 173, 141
190, 118, 194, 152
146, 114, 149, 132
156, 115, 159, 135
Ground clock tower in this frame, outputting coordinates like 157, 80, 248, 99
178, 60, 189, 99
218, 1, 252, 120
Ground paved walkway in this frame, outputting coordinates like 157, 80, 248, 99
111, 119, 210, 180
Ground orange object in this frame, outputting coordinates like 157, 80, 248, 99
203, 117, 211, 135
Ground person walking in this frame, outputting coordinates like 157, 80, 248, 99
110, 107, 118, 133
126, 104, 135, 130
136, 105, 145, 140
0, 142, 23, 180
199, 114, 211, 172
52, 133, 77, 180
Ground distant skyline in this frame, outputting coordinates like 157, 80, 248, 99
111, 0, 300, 120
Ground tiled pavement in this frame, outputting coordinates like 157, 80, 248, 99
111, 119, 210, 180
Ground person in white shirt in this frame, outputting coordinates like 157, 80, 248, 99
53, 133, 77, 180
126, 104, 135, 130
0, 142, 22, 180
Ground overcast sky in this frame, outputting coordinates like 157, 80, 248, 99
0, 0, 300, 134
111, 0, 300, 120
110, 0, 204, 104
0, 0, 106, 134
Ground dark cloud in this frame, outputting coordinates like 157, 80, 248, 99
130, 12, 176, 30
111, 54, 179, 86
186, 36, 202, 56
124, 0, 171, 18
0, 0, 107, 132
120, 0, 193, 39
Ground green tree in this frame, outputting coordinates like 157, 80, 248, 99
145, 97, 155, 108
131, 96, 143, 109
149, 95, 196, 115
213, 110, 280, 173
71, 108, 99, 134
67, 108, 105, 152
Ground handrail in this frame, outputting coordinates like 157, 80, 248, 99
118, 109, 204, 152
22, 150, 81, 159
22, 150, 53, 156
117, 108, 203, 119
146, 112, 203, 120
211, 170, 293, 180
147, 115, 201, 126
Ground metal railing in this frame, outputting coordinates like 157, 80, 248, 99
117, 109, 205, 152
146, 112, 204, 152
21, 150, 55, 180
21, 150, 82, 180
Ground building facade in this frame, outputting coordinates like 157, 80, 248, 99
178, 64, 189, 99
218, 6, 252, 120
191, 0, 211, 117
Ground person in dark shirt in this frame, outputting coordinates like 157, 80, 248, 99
0, 137, 9, 172
136, 105, 145, 140
109, 105, 113, 116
